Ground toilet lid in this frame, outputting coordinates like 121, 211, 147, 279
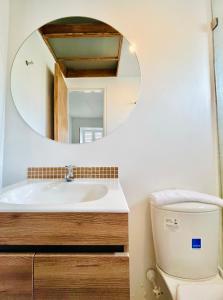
177, 284, 223, 300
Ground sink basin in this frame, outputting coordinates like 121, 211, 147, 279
0, 181, 108, 205
0, 179, 129, 212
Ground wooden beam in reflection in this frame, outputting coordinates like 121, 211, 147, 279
66, 69, 117, 78
58, 56, 119, 62
40, 23, 121, 38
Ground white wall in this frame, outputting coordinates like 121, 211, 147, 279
3, 1, 219, 299
212, 0, 223, 267
212, 0, 223, 194
11, 31, 55, 138
67, 77, 140, 135
0, 0, 9, 187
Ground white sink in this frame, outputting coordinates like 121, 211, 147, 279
0, 179, 129, 213
0, 181, 108, 205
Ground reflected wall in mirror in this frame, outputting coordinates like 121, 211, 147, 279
11, 17, 141, 144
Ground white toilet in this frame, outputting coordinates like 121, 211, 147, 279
151, 200, 223, 300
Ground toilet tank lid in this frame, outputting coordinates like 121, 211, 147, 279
150, 189, 222, 212
151, 202, 219, 213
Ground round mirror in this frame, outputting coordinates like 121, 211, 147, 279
11, 17, 141, 144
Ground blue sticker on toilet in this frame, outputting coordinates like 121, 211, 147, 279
192, 238, 201, 249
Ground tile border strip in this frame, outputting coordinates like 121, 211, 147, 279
27, 167, 118, 179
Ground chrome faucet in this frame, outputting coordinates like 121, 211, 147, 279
65, 165, 74, 182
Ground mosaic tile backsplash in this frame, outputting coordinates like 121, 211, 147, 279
27, 167, 118, 179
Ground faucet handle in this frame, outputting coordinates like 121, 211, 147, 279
64, 165, 74, 182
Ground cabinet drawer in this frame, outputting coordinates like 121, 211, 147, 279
0, 213, 128, 246
0, 253, 34, 300
34, 253, 130, 300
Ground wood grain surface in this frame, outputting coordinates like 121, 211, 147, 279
54, 62, 68, 142
34, 253, 129, 300
0, 212, 128, 246
0, 253, 34, 300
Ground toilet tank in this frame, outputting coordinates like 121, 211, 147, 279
151, 202, 220, 279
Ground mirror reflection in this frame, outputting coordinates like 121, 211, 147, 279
11, 17, 141, 144
69, 89, 104, 143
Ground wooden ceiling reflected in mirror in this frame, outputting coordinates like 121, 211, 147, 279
39, 17, 123, 78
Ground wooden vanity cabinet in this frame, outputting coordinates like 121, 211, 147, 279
34, 253, 130, 300
0, 212, 129, 299
0, 253, 34, 300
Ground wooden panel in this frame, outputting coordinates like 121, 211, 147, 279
34, 253, 129, 300
54, 63, 68, 143
58, 56, 119, 62
66, 69, 116, 78
0, 253, 34, 300
40, 23, 120, 38
0, 213, 128, 246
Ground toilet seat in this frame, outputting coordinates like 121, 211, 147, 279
157, 266, 223, 300
176, 284, 223, 300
